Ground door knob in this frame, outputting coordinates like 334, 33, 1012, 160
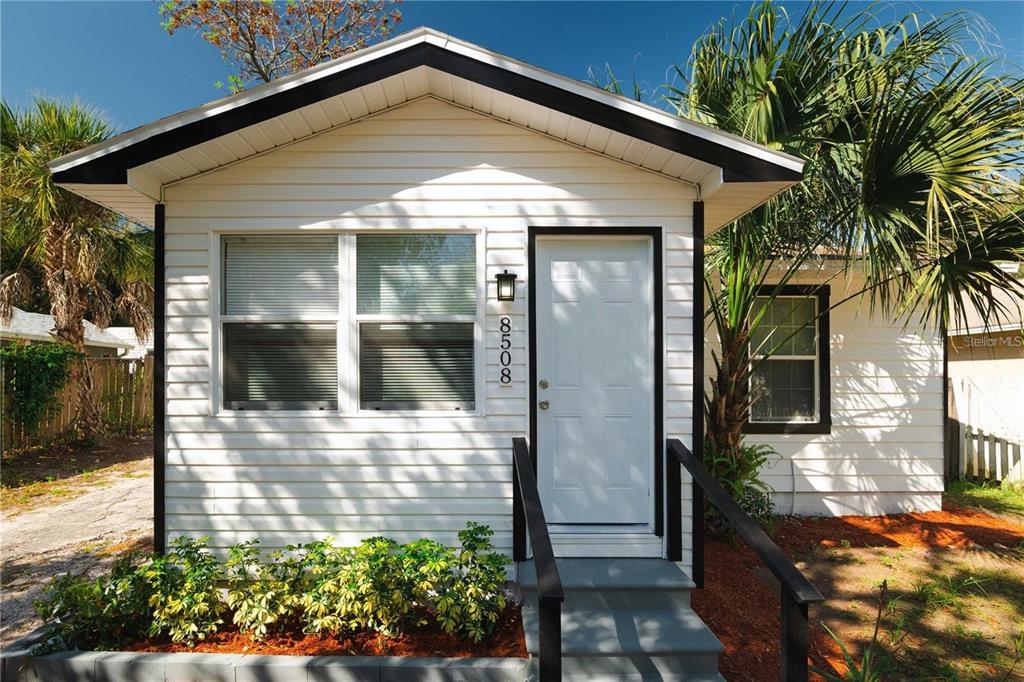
538, 400, 550, 410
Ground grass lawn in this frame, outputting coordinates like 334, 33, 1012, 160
946, 479, 1024, 522
1, 433, 152, 515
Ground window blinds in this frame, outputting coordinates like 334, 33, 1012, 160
223, 323, 338, 410
360, 323, 475, 410
223, 235, 339, 316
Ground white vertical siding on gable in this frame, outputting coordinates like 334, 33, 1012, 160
162, 97, 697, 567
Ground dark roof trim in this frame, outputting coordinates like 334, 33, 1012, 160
53, 43, 802, 185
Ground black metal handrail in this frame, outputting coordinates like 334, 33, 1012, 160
666, 438, 825, 682
511, 437, 564, 682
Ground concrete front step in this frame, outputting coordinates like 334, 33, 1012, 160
517, 559, 724, 681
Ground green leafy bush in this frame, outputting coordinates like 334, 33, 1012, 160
34, 524, 510, 651
225, 539, 305, 640
433, 522, 508, 642
0, 341, 80, 433
33, 554, 152, 652
705, 439, 779, 531
298, 525, 509, 640
142, 536, 224, 645
300, 536, 417, 637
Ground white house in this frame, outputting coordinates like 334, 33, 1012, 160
0, 307, 133, 357
948, 284, 1023, 443
47, 28, 946, 678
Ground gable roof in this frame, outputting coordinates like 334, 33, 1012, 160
49, 27, 803, 230
0, 308, 133, 350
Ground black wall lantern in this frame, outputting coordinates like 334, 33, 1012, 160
496, 270, 518, 302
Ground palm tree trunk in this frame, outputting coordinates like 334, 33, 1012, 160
705, 328, 750, 464
44, 226, 103, 441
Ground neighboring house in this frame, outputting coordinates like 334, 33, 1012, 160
47, 27, 948, 675
107, 327, 155, 360
947, 283, 1024, 441
0, 307, 132, 357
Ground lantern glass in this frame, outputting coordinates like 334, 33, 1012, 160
496, 270, 517, 302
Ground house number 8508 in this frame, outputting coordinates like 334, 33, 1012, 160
498, 316, 512, 384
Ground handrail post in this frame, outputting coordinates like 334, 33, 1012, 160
667, 438, 823, 681
692, 475, 705, 588
538, 597, 561, 682
781, 593, 809, 682
666, 446, 682, 561
513, 452, 526, 562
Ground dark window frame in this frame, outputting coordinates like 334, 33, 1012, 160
744, 284, 831, 435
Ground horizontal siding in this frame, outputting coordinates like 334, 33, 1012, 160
163, 96, 696, 565
720, 280, 945, 515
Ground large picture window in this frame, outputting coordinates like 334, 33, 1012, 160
746, 286, 831, 434
219, 233, 477, 412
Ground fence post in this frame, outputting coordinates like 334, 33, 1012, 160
958, 422, 967, 481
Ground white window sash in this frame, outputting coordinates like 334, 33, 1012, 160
749, 295, 820, 424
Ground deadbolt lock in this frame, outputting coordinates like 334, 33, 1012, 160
539, 379, 550, 389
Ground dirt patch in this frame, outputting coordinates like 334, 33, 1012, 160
1, 434, 152, 515
130, 606, 527, 658
691, 507, 1024, 681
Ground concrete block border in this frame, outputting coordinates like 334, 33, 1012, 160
0, 630, 535, 682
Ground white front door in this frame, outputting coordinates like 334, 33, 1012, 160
535, 237, 654, 525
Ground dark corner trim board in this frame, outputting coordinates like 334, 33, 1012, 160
688, 201, 705, 570
527, 226, 664, 536
153, 203, 166, 555
52, 43, 801, 186
743, 283, 832, 436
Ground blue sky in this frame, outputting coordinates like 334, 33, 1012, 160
2, 1, 1022, 133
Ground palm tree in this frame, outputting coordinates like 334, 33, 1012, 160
666, 2, 1024, 473
1, 98, 153, 438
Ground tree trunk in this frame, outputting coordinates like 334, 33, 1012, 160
705, 327, 751, 466
43, 225, 103, 441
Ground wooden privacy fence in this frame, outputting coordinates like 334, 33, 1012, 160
952, 420, 1024, 485
2, 356, 154, 451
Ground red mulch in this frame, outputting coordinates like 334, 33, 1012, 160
129, 606, 527, 658
690, 505, 1024, 681
772, 503, 1024, 556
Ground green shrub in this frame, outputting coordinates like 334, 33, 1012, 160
33, 554, 152, 652
225, 539, 305, 640
34, 524, 510, 651
299, 524, 510, 641
705, 439, 779, 531
294, 538, 348, 635
1, 341, 80, 434
433, 522, 508, 642
142, 537, 224, 645
300, 536, 416, 637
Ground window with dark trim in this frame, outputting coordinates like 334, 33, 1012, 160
744, 285, 831, 435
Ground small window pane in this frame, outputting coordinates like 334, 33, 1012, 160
224, 323, 338, 410
360, 322, 475, 410
223, 236, 338, 316
357, 235, 476, 315
751, 359, 815, 422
